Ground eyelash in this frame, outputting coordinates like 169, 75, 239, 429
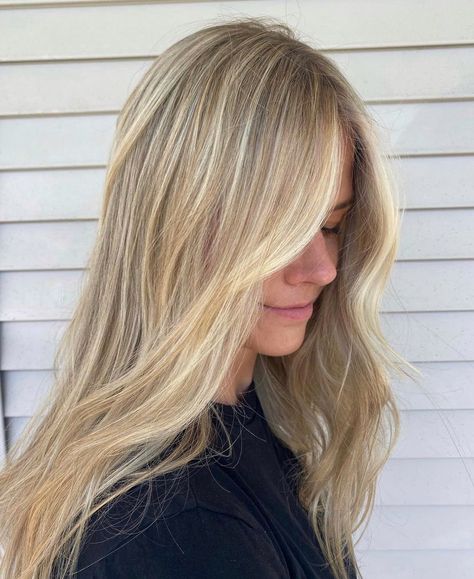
321, 225, 341, 236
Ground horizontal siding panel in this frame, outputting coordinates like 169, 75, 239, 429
3, 370, 53, 417
1, 102, 473, 170
354, 550, 474, 579
331, 46, 474, 103
0, 0, 204, 3
3, 361, 474, 415
0, 320, 66, 370
0, 168, 103, 221
375, 458, 474, 505
380, 311, 474, 361
0, 114, 116, 170
0, 59, 148, 116
1, 0, 473, 63
2, 210, 473, 272
2, 314, 474, 369
0, 221, 97, 270
2, 46, 472, 116
4, 416, 36, 450
394, 208, 474, 260
391, 361, 474, 411
393, 410, 474, 459
0, 0, 211, 4
354, 505, 474, 550
374, 101, 474, 156
391, 155, 474, 210
1, 261, 473, 321
0, 270, 84, 320
382, 260, 474, 312
1, 156, 472, 223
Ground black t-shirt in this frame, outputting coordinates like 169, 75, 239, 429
72, 381, 355, 578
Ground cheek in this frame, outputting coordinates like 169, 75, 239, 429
327, 235, 342, 259
322, 239, 342, 272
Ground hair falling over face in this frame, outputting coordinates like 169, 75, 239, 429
0, 16, 422, 579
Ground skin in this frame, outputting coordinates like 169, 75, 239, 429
216, 141, 355, 404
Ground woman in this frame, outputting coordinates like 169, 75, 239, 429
0, 17, 420, 579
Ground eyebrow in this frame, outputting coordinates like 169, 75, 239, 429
332, 199, 354, 211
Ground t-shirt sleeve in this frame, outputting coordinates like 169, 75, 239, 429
74, 506, 290, 578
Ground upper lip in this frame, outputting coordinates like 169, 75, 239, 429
266, 300, 315, 309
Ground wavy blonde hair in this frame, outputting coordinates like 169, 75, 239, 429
0, 16, 421, 579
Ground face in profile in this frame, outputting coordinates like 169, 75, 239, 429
250, 144, 354, 358
220, 142, 354, 401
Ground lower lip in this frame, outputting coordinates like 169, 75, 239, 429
264, 303, 313, 320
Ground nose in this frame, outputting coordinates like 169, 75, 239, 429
296, 231, 338, 287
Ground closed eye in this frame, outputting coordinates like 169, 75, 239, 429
321, 225, 341, 235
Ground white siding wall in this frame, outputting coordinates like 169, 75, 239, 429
1, 1, 473, 577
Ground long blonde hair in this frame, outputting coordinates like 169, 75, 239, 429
0, 17, 421, 579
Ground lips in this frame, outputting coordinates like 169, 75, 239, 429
263, 302, 314, 320
266, 300, 314, 309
